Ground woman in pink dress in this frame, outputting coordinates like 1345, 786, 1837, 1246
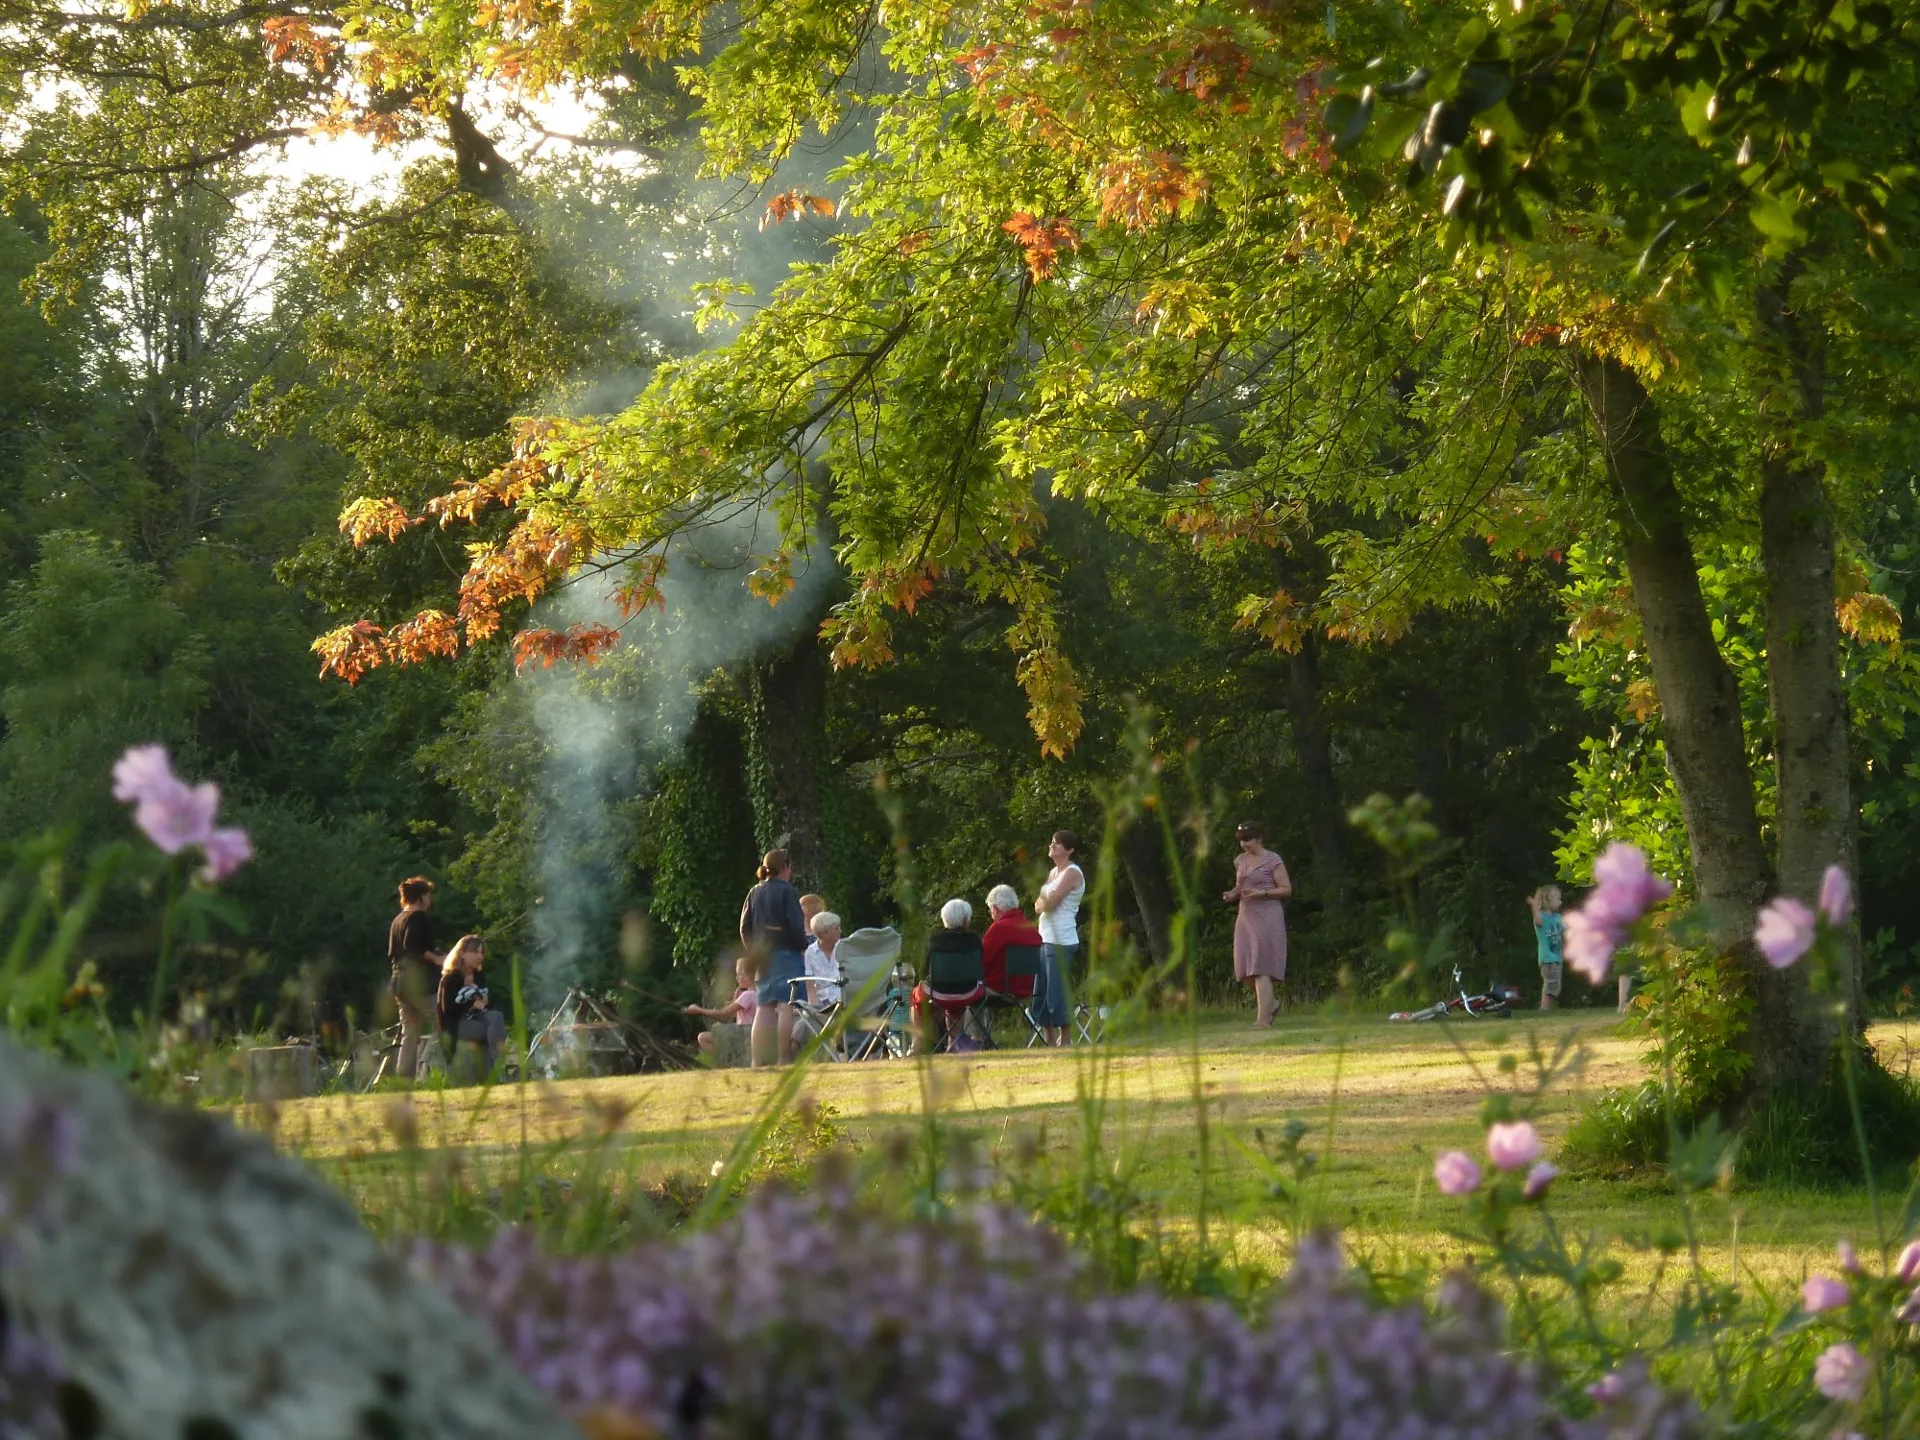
1222, 821, 1290, 1028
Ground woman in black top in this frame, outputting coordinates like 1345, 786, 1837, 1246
740, 848, 808, 1067
436, 935, 505, 1078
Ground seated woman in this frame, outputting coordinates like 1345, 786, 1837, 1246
911, 899, 986, 1048
980, 884, 1042, 998
436, 935, 506, 1078
685, 955, 760, 1062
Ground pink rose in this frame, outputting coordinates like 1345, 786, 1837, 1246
1818, 866, 1853, 927
1800, 1274, 1848, 1315
1755, 897, 1816, 970
1486, 1121, 1542, 1171
1522, 1162, 1559, 1200
1433, 1150, 1480, 1196
1813, 1342, 1868, 1403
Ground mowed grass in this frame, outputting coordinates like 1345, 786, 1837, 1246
272, 1010, 1920, 1290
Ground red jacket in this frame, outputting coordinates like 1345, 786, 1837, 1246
982, 911, 1042, 996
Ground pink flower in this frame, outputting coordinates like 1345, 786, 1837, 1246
1819, 866, 1853, 927
1897, 1287, 1920, 1324
1486, 1121, 1542, 1171
1897, 1241, 1920, 1284
136, 779, 220, 856
1837, 1239, 1860, 1274
1564, 843, 1674, 983
1563, 909, 1615, 984
110, 744, 249, 881
111, 744, 177, 805
1801, 1274, 1848, 1314
1755, 897, 1817, 969
200, 827, 253, 883
1813, 1342, 1868, 1403
1523, 1162, 1559, 1200
1586, 1371, 1628, 1404
1433, 1150, 1480, 1196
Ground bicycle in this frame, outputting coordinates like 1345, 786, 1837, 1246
1388, 964, 1521, 1022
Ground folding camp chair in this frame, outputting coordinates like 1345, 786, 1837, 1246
832, 927, 912, 1060
924, 932, 986, 1053
986, 943, 1048, 1048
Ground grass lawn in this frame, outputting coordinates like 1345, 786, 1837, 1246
274, 1009, 1920, 1291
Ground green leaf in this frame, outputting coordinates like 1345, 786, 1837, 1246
1325, 89, 1376, 155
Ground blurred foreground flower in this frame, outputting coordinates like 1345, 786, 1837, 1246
1818, 866, 1853, 927
1813, 1342, 1868, 1403
1754, 897, 1816, 970
111, 745, 251, 883
414, 1189, 1697, 1439
1565, 844, 1672, 984
1800, 1274, 1848, 1315
1434, 1149, 1481, 1195
1486, 1121, 1541, 1171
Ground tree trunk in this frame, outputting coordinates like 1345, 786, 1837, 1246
1118, 819, 1177, 966
1572, 354, 1811, 1095
1284, 635, 1348, 907
1756, 268, 1858, 1033
748, 631, 832, 896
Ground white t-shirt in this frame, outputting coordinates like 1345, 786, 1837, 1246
1037, 863, 1084, 946
802, 941, 841, 1004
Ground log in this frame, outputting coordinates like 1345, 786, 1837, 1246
0, 1036, 575, 1439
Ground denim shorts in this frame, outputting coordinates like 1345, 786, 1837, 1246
758, 950, 807, 1007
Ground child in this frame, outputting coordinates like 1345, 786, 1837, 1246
686, 956, 760, 1061
1527, 886, 1565, 1010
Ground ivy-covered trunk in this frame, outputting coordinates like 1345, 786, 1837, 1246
748, 629, 837, 898
1756, 269, 1859, 1035
1285, 635, 1348, 909
1573, 354, 1815, 1099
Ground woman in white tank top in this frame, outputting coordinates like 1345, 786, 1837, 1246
1033, 829, 1085, 1047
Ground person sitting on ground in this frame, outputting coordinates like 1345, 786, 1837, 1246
980, 884, 1042, 999
1528, 885, 1565, 1011
685, 956, 760, 1059
436, 934, 506, 1078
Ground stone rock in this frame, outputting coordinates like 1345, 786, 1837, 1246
0, 1037, 576, 1440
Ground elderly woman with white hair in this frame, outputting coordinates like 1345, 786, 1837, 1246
909, 897, 986, 1050
802, 909, 843, 1007
980, 884, 1043, 1000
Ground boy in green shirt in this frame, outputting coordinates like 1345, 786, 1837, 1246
1528, 886, 1565, 1010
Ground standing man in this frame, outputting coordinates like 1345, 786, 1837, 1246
389, 876, 445, 1080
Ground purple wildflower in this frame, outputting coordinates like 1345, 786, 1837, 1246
1897, 1240, 1920, 1284
1523, 1162, 1560, 1200
1801, 1275, 1848, 1315
1755, 897, 1817, 970
1433, 1149, 1481, 1195
1837, 1239, 1860, 1274
1486, 1121, 1542, 1171
1813, 1342, 1868, 1403
1818, 866, 1853, 928
409, 1191, 1695, 1438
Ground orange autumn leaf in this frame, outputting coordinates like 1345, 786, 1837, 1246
821, 609, 896, 669
747, 553, 797, 604
313, 621, 387, 684
263, 15, 339, 71
339, 496, 417, 547
613, 554, 669, 616
760, 189, 837, 231
1098, 153, 1205, 230
1232, 588, 1309, 653
1625, 677, 1662, 723
1838, 591, 1903, 645
1002, 212, 1080, 281
386, 609, 462, 663
511, 622, 621, 673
